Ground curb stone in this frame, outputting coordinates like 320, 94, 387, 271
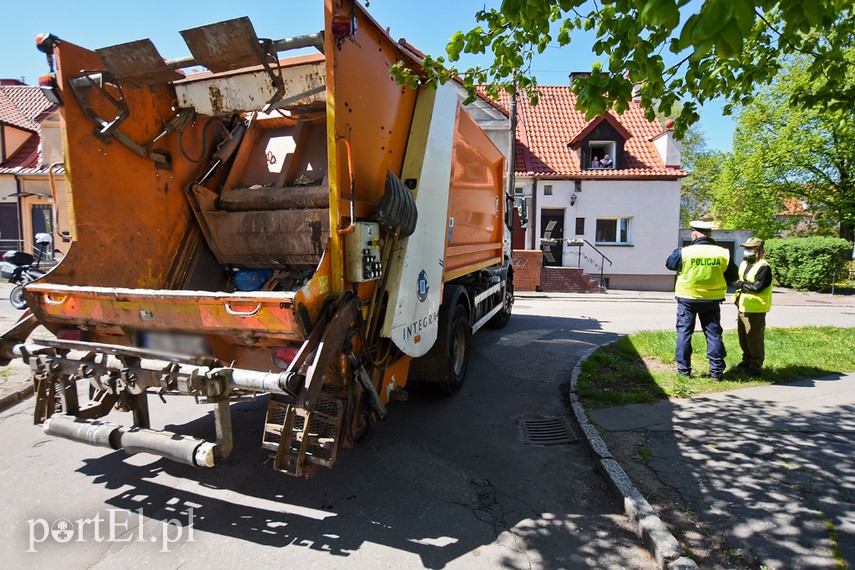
0, 383, 34, 413
568, 340, 699, 570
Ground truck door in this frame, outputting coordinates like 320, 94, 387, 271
541, 209, 564, 266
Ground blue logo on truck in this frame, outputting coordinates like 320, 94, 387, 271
417, 270, 429, 302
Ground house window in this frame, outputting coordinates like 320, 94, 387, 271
596, 217, 631, 244
543, 184, 553, 196
575, 217, 585, 235
589, 141, 616, 169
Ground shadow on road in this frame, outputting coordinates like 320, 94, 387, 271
67, 313, 652, 568
598, 368, 855, 568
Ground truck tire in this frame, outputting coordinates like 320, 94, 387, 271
487, 275, 513, 329
410, 292, 470, 395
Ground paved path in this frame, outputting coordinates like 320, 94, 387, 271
590, 373, 855, 568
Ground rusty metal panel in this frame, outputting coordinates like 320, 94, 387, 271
174, 57, 325, 115
96, 40, 184, 86
201, 209, 330, 268
180, 17, 262, 73
25, 283, 305, 340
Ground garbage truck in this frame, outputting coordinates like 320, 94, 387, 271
0, 0, 513, 477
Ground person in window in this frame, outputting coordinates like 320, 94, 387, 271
600, 154, 612, 168
665, 220, 739, 379
731, 237, 773, 376
591, 157, 601, 169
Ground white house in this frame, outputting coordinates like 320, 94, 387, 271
469, 83, 686, 291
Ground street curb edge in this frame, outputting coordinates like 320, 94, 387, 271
568, 341, 699, 570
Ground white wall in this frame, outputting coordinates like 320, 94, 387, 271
533, 178, 681, 280
40, 113, 64, 165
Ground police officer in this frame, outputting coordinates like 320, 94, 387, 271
666, 221, 738, 379
731, 237, 773, 376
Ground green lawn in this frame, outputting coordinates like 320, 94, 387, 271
576, 327, 855, 408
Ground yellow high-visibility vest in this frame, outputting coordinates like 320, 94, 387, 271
675, 243, 730, 300
737, 259, 772, 313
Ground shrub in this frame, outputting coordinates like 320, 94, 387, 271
765, 237, 853, 291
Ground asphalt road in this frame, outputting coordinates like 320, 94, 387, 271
0, 294, 655, 569
0, 288, 850, 568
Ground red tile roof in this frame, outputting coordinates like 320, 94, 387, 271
0, 134, 40, 172
479, 85, 686, 180
0, 85, 56, 123
0, 85, 62, 175
0, 89, 36, 132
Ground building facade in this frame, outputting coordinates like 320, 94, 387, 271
466, 83, 686, 291
0, 81, 71, 260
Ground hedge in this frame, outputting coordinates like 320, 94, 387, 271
764, 237, 853, 291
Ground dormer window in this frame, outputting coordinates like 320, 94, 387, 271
589, 141, 616, 169
569, 114, 630, 172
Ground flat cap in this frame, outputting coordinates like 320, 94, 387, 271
741, 236, 764, 248
690, 220, 715, 231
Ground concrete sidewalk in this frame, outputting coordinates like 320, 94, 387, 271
517, 286, 855, 307
589, 373, 855, 568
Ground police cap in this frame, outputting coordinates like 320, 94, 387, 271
690, 220, 715, 232
740, 237, 764, 248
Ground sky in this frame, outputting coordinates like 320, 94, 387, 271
0, 0, 734, 152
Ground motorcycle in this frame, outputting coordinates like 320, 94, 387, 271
1, 233, 52, 309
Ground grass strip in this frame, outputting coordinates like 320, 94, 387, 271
577, 327, 855, 408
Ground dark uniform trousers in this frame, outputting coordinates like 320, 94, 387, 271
675, 301, 726, 376
737, 311, 766, 371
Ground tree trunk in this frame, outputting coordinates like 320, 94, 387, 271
840, 221, 854, 243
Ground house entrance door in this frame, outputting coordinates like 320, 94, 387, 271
31, 204, 53, 260
541, 209, 564, 266
0, 203, 20, 254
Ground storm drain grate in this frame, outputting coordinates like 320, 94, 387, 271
517, 416, 578, 445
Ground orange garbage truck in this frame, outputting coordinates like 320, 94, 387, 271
0, 0, 513, 476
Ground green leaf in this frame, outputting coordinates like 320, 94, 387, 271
447, 31, 465, 61
639, 0, 681, 30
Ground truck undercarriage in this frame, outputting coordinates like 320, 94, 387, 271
0, 0, 513, 477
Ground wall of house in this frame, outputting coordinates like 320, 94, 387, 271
1, 125, 30, 160
529, 177, 681, 291
18, 176, 71, 258
40, 115, 64, 165
0, 176, 17, 200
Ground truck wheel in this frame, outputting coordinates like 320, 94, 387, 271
411, 299, 470, 395
487, 277, 513, 329
9, 285, 27, 310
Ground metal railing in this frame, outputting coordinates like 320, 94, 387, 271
566, 239, 613, 288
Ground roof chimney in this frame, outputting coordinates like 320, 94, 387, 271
651, 119, 681, 168
568, 71, 590, 87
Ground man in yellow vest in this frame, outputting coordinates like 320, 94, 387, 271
731, 237, 773, 376
666, 221, 738, 379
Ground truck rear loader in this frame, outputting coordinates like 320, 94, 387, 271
0, 0, 514, 476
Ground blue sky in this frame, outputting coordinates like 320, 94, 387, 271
1, 0, 734, 151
